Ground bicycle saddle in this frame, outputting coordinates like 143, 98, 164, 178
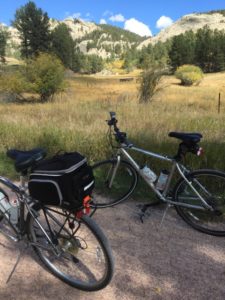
168, 132, 202, 143
7, 148, 47, 173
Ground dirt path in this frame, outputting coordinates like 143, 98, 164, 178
0, 201, 225, 300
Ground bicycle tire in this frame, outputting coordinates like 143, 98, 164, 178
27, 204, 114, 291
173, 169, 225, 236
91, 159, 138, 207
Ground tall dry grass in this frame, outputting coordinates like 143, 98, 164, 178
0, 72, 225, 178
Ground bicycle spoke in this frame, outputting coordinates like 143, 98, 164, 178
28, 205, 113, 290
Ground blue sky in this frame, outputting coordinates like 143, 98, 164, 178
1, 0, 225, 36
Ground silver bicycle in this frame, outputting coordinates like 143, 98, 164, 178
0, 148, 114, 291
92, 112, 225, 236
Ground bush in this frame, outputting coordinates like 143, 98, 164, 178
25, 53, 65, 101
139, 68, 165, 103
0, 71, 32, 101
175, 65, 203, 86
0, 53, 65, 102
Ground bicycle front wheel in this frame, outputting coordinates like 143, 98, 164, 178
27, 205, 114, 291
92, 159, 138, 207
174, 169, 225, 236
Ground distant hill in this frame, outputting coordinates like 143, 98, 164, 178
138, 11, 225, 48
76, 23, 145, 58
2, 10, 225, 59
1, 17, 146, 59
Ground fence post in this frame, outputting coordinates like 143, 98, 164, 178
218, 93, 221, 114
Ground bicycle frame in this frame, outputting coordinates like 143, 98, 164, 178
113, 144, 214, 211
0, 175, 62, 254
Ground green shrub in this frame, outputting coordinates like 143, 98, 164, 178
139, 68, 165, 103
0, 53, 65, 102
0, 71, 32, 101
25, 53, 65, 101
175, 65, 203, 86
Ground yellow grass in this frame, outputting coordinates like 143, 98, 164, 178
0, 71, 225, 177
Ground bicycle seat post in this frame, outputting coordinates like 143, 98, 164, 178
19, 171, 27, 190
18, 171, 28, 234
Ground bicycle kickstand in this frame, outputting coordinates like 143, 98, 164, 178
6, 243, 29, 284
159, 204, 172, 228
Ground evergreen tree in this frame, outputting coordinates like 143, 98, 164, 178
114, 44, 122, 55
88, 55, 104, 73
139, 51, 153, 69
0, 28, 8, 62
139, 44, 154, 69
169, 31, 196, 70
212, 30, 225, 72
13, 1, 50, 58
51, 23, 74, 69
72, 51, 85, 73
195, 26, 214, 72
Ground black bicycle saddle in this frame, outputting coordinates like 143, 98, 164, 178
7, 148, 47, 172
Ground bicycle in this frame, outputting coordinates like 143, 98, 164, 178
0, 148, 114, 291
92, 112, 225, 236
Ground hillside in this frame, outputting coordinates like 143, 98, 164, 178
76, 23, 144, 58
2, 10, 225, 59
138, 11, 225, 48
1, 18, 145, 59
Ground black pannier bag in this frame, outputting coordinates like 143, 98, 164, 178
28, 152, 95, 209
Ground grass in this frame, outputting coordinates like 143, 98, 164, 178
0, 71, 225, 181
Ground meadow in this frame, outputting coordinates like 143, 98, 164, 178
0, 72, 225, 179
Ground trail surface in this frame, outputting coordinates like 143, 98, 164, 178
0, 201, 224, 300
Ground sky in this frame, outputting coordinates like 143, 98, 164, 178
1, 0, 225, 36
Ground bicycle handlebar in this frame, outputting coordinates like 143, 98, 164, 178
107, 112, 133, 148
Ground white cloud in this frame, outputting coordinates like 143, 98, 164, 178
100, 18, 107, 24
124, 18, 152, 37
156, 16, 173, 29
109, 14, 125, 22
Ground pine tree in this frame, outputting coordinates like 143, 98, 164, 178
51, 23, 75, 69
169, 31, 196, 71
13, 1, 50, 58
195, 26, 214, 72
0, 28, 8, 62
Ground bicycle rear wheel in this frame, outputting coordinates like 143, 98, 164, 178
92, 159, 138, 207
174, 169, 225, 236
27, 205, 114, 291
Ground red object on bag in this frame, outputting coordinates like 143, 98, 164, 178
83, 195, 91, 215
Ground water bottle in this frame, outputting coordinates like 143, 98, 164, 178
156, 170, 170, 191
141, 166, 157, 183
9, 197, 20, 225
0, 191, 19, 224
